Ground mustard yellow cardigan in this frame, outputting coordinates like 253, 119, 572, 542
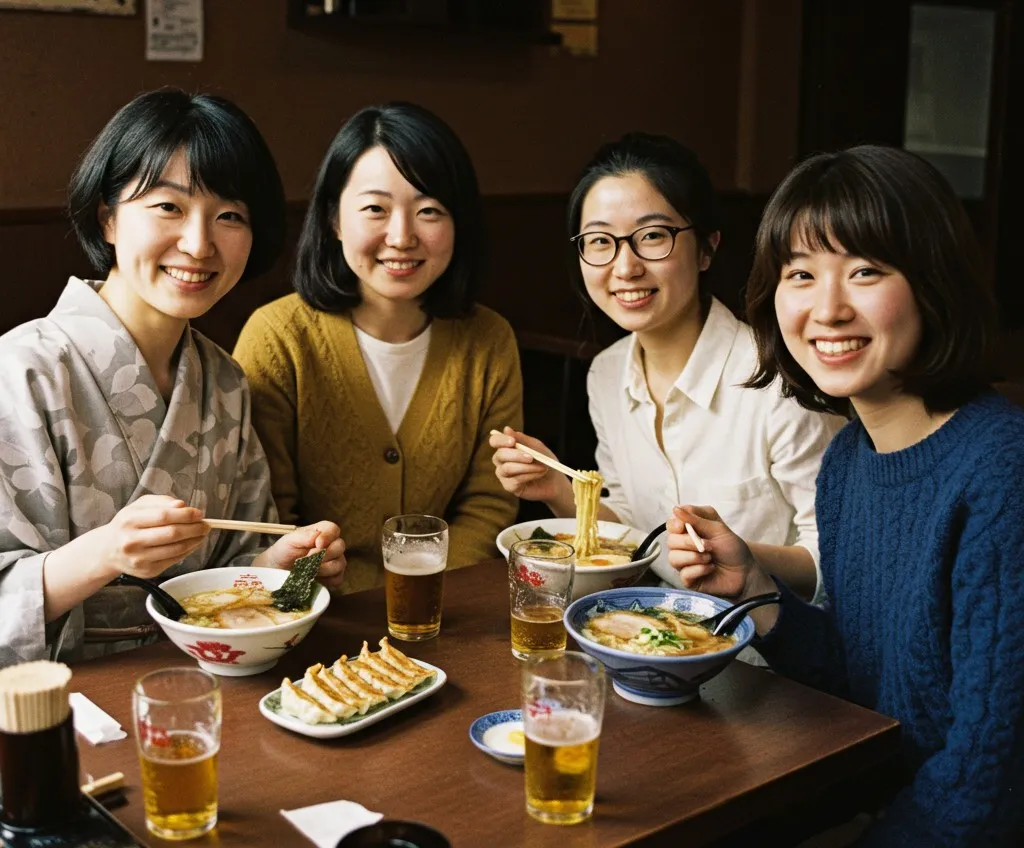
233, 295, 523, 593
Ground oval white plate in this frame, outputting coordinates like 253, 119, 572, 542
469, 709, 525, 765
259, 660, 446, 739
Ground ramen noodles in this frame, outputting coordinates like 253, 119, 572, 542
571, 470, 603, 559
581, 607, 736, 656
521, 527, 637, 566
178, 587, 311, 629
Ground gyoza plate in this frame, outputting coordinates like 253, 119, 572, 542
259, 660, 446, 739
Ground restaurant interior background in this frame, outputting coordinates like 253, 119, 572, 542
1, 0, 1020, 512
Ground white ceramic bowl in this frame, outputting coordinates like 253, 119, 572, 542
496, 518, 658, 600
146, 567, 330, 677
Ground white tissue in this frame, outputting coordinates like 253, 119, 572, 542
70, 692, 127, 745
280, 800, 384, 848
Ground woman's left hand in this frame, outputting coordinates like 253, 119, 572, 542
260, 521, 347, 590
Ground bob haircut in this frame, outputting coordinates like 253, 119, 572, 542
745, 144, 995, 417
566, 132, 722, 301
294, 101, 485, 318
68, 89, 286, 283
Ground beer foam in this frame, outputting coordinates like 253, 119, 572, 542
525, 709, 600, 746
384, 551, 445, 576
143, 729, 219, 764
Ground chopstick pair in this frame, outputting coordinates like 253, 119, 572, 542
202, 518, 297, 536
490, 429, 590, 483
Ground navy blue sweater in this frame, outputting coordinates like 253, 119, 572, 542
756, 393, 1024, 846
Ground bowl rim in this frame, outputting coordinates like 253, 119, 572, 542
496, 519, 660, 570
563, 586, 753, 662
146, 567, 330, 637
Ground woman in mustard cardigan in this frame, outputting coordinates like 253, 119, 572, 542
234, 102, 522, 592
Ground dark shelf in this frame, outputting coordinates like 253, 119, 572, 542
287, 0, 561, 46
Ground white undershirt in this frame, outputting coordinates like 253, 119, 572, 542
354, 324, 432, 434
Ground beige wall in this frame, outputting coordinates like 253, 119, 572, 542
0, 0, 801, 209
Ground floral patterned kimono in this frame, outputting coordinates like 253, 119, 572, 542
0, 278, 277, 666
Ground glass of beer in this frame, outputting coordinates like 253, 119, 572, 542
383, 514, 449, 641
132, 667, 221, 840
522, 651, 605, 825
508, 538, 575, 660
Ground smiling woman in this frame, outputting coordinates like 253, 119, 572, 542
233, 102, 523, 593
0, 90, 345, 668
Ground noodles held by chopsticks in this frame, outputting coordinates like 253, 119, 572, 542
572, 470, 603, 559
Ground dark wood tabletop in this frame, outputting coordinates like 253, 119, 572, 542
72, 560, 899, 847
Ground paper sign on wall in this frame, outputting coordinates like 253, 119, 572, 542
146, 0, 203, 62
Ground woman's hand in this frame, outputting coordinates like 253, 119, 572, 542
666, 505, 774, 600
98, 495, 210, 580
258, 521, 347, 590
490, 427, 573, 508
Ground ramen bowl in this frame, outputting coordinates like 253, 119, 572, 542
564, 587, 754, 706
146, 567, 330, 677
496, 519, 657, 600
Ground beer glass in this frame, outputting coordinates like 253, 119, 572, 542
522, 651, 605, 825
508, 539, 575, 660
132, 667, 221, 840
383, 514, 449, 641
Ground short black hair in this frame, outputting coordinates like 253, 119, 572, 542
566, 132, 722, 300
294, 101, 484, 318
68, 89, 286, 282
745, 144, 995, 416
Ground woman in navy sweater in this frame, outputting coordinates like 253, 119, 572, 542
667, 145, 1024, 846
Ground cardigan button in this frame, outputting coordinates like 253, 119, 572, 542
384, 447, 401, 464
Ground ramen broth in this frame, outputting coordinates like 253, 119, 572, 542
582, 607, 736, 656
178, 587, 310, 629
520, 530, 637, 567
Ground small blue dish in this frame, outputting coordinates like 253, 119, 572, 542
469, 710, 525, 765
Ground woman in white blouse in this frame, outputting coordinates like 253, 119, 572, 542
490, 133, 842, 601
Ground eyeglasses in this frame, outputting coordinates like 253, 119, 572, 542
570, 224, 695, 267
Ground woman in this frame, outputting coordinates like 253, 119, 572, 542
0, 90, 345, 668
233, 102, 522, 593
491, 133, 841, 601
668, 146, 1024, 845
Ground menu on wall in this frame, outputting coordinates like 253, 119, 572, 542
145, 0, 203, 62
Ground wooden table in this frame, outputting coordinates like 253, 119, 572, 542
73, 561, 899, 847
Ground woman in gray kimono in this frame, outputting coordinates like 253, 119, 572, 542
0, 90, 345, 666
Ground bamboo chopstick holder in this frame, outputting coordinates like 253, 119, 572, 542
489, 429, 590, 483
202, 519, 297, 535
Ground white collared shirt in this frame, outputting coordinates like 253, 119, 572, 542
587, 298, 844, 602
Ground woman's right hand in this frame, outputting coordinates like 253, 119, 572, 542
98, 495, 210, 580
667, 505, 774, 601
490, 427, 571, 506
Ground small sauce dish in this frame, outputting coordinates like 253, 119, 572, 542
469, 710, 525, 766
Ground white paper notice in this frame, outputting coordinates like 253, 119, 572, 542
146, 0, 203, 62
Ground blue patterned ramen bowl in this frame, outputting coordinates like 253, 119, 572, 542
564, 587, 755, 706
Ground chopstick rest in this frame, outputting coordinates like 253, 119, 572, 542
81, 771, 125, 798
281, 800, 383, 848
69, 692, 126, 745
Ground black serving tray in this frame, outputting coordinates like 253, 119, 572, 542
0, 793, 143, 848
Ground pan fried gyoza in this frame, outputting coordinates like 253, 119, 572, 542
278, 638, 435, 725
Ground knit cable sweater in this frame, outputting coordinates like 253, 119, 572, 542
756, 393, 1024, 846
233, 296, 523, 593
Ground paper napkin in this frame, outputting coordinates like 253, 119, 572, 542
70, 692, 127, 745
281, 800, 384, 848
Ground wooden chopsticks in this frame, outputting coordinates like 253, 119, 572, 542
490, 429, 590, 483
202, 518, 297, 535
